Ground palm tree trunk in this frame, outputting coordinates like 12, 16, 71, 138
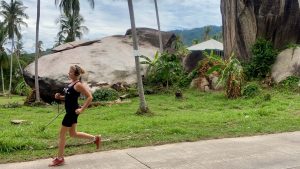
1, 66, 5, 95
154, 0, 163, 53
127, 0, 149, 114
16, 53, 23, 75
8, 36, 14, 98
35, 0, 41, 102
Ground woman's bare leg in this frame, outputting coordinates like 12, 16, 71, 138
58, 126, 69, 158
69, 123, 95, 139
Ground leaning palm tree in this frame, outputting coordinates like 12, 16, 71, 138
35, 0, 41, 102
0, 0, 28, 98
55, 0, 94, 16
127, 0, 150, 114
56, 13, 88, 43
14, 39, 23, 75
153, 0, 163, 53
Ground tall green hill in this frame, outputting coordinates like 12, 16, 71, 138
169, 25, 222, 46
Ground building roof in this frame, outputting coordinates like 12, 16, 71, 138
187, 39, 223, 51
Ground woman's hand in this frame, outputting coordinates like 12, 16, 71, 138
75, 108, 83, 115
55, 93, 61, 100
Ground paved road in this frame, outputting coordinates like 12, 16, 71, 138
2, 131, 300, 169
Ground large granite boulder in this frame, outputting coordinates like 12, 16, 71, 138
221, 0, 300, 60
125, 27, 176, 49
271, 47, 300, 83
24, 28, 176, 103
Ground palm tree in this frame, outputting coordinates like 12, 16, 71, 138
56, 13, 88, 43
0, 0, 28, 98
0, 22, 8, 95
35, 0, 41, 102
203, 26, 212, 41
14, 39, 23, 75
0, 26, 8, 95
0, 50, 8, 96
55, 0, 94, 16
127, 0, 150, 114
153, 0, 163, 53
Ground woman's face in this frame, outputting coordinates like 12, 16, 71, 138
68, 67, 77, 80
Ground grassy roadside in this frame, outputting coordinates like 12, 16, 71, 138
1, 89, 300, 163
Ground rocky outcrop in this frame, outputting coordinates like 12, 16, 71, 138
221, 0, 300, 60
183, 51, 204, 72
125, 27, 176, 49
24, 28, 176, 103
271, 47, 300, 83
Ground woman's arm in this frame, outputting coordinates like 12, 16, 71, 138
55, 93, 65, 100
74, 83, 93, 114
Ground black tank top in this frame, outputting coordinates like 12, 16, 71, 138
63, 81, 80, 114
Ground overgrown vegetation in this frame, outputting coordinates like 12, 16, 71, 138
92, 88, 119, 101
141, 52, 186, 90
2, 88, 300, 162
206, 52, 244, 99
244, 38, 278, 80
242, 82, 260, 98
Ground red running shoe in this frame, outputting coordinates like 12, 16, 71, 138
48, 157, 64, 167
94, 135, 101, 149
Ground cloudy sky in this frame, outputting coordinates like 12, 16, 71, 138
3, 0, 222, 53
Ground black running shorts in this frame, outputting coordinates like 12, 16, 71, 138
62, 112, 79, 127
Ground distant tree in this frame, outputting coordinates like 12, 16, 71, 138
56, 13, 88, 43
0, 22, 8, 95
0, 0, 28, 97
203, 26, 212, 41
171, 36, 190, 58
55, 0, 94, 16
192, 39, 200, 45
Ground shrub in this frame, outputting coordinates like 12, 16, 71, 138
142, 52, 186, 90
245, 38, 278, 79
92, 88, 119, 101
15, 79, 32, 96
242, 83, 260, 98
207, 52, 244, 99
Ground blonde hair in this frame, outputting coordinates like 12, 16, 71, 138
71, 65, 85, 76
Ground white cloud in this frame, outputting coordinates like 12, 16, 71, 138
2, 0, 221, 53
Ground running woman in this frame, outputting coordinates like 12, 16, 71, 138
49, 65, 101, 167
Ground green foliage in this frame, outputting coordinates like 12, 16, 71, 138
279, 76, 300, 89
2, 89, 300, 162
1, 102, 22, 108
244, 38, 278, 79
140, 52, 159, 77
242, 83, 260, 98
207, 52, 244, 99
286, 43, 299, 50
171, 36, 190, 58
15, 79, 31, 96
263, 93, 271, 101
141, 52, 186, 90
176, 69, 198, 88
92, 88, 119, 101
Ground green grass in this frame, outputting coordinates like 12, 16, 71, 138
1, 89, 300, 163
